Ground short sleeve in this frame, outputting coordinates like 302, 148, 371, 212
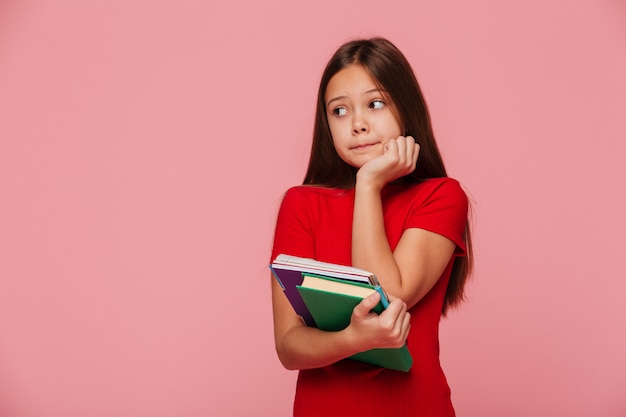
405, 179, 468, 255
271, 187, 317, 262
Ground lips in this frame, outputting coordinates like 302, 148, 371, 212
351, 142, 379, 150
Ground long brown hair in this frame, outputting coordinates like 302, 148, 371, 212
303, 37, 473, 314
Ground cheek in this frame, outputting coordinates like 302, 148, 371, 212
328, 121, 348, 143
386, 115, 403, 136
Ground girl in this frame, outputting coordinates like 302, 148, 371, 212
271, 37, 473, 417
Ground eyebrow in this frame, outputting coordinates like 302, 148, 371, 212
326, 88, 383, 107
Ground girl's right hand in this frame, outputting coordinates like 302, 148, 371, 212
346, 292, 411, 352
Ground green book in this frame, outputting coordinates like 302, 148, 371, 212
296, 274, 413, 372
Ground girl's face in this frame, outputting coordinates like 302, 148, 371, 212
325, 64, 402, 168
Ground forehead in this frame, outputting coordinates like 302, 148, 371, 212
325, 64, 379, 101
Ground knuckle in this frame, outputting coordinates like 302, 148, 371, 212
380, 319, 394, 332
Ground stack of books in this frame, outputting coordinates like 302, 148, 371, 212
270, 254, 413, 372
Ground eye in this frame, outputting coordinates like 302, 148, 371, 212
332, 107, 348, 117
369, 99, 385, 110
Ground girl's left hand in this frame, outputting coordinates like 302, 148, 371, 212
357, 136, 419, 190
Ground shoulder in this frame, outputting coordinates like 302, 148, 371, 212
284, 184, 351, 197
420, 177, 467, 205
281, 185, 352, 206
391, 177, 467, 208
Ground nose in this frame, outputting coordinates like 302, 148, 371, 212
352, 114, 369, 135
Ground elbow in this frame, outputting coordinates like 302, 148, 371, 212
279, 359, 300, 371
275, 344, 300, 371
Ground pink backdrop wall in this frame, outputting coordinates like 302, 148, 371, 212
1, 1, 625, 416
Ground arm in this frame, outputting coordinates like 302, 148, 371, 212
352, 137, 456, 308
270, 189, 410, 370
272, 276, 410, 370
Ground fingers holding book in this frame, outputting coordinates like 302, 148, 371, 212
349, 293, 411, 351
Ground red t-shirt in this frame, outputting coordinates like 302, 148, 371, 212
271, 177, 468, 417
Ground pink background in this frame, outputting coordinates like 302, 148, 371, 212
1, 1, 625, 416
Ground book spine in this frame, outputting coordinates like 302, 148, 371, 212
374, 286, 390, 309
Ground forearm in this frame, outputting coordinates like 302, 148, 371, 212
275, 324, 362, 370
352, 180, 404, 296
